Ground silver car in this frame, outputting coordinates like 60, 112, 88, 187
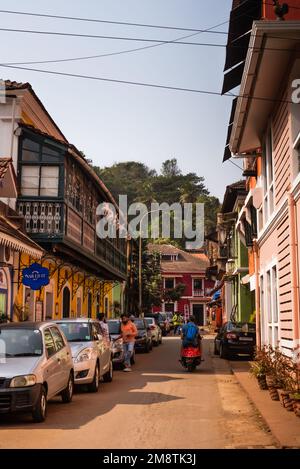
144, 317, 162, 346
55, 318, 113, 392
0, 321, 74, 422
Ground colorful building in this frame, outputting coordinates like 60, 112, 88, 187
149, 244, 213, 326
0, 80, 127, 321
223, 4, 300, 359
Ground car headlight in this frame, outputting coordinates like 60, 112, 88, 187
112, 338, 123, 352
75, 348, 93, 363
10, 374, 36, 388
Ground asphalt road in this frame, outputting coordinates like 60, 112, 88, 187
0, 336, 277, 449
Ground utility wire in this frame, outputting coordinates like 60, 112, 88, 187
228, 160, 243, 171
0, 27, 299, 54
0, 3, 299, 30
0, 63, 295, 105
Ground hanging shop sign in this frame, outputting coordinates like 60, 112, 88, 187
22, 263, 49, 290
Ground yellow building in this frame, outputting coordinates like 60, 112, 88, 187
0, 81, 127, 320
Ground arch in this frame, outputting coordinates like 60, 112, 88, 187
62, 286, 71, 318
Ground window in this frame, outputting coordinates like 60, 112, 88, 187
21, 165, 59, 197
44, 328, 56, 358
262, 265, 279, 348
50, 327, 65, 352
19, 135, 63, 198
262, 128, 275, 225
164, 278, 175, 289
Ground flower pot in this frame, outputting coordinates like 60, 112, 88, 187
266, 374, 278, 388
278, 390, 294, 410
292, 400, 300, 417
257, 375, 268, 390
268, 386, 280, 401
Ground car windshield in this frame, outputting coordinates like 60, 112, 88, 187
108, 321, 121, 334
134, 320, 146, 330
0, 328, 43, 357
229, 323, 256, 333
145, 318, 154, 325
58, 322, 91, 342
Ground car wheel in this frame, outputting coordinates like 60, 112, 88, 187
88, 364, 100, 392
149, 341, 153, 351
154, 340, 159, 347
103, 360, 113, 383
130, 352, 135, 365
61, 372, 74, 403
145, 343, 150, 353
32, 385, 47, 423
214, 342, 219, 355
220, 343, 230, 360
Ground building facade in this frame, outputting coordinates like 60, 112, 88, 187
0, 80, 128, 321
149, 244, 213, 326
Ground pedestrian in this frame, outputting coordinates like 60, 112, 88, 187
120, 313, 138, 372
97, 312, 109, 341
172, 312, 183, 336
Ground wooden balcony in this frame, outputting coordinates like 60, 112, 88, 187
17, 200, 127, 281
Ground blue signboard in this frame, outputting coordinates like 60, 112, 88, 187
22, 263, 50, 291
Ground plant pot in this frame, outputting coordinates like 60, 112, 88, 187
257, 375, 268, 390
278, 390, 293, 410
292, 400, 300, 417
266, 374, 278, 388
268, 386, 280, 401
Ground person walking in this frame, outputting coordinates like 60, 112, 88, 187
97, 312, 109, 341
120, 314, 138, 372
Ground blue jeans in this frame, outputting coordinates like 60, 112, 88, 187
123, 342, 135, 368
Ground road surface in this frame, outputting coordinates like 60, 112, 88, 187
0, 335, 277, 449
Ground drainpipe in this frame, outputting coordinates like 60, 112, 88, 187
10, 97, 16, 159
253, 241, 261, 349
288, 192, 300, 363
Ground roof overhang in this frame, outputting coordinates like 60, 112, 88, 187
230, 21, 300, 154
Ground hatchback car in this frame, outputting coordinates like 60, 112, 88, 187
0, 322, 74, 422
144, 317, 162, 346
133, 318, 152, 353
55, 318, 113, 392
214, 321, 256, 359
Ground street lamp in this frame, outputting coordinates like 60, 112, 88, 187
138, 209, 163, 317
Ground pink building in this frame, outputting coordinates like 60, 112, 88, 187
148, 244, 213, 326
226, 20, 300, 360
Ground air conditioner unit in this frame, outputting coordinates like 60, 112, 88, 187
0, 245, 13, 265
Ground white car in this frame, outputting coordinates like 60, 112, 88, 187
55, 318, 113, 392
144, 317, 162, 346
0, 321, 74, 422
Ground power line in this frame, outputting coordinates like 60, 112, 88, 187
227, 160, 243, 171
0, 3, 299, 31
0, 63, 295, 105
0, 27, 299, 55
0, 24, 228, 67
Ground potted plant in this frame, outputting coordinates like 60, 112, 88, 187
289, 392, 300, 417
250, 360, 268, 390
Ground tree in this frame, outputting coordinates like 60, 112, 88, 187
161, 158, 181, 178
164, 283, 186, 303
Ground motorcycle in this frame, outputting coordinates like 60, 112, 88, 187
180, 345, 202, 372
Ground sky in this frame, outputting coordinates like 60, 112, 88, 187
0, 0, 242, 200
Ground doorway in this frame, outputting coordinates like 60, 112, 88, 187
62, 287, 70, 318
192, 304, 204, 326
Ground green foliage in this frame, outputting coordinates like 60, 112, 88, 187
94, 158, 220, 244
164, 283, 186, 303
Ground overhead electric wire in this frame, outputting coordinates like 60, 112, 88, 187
0, 26, 299, 56
228, 160, 243, 171
0, 2, 300, 30
0, 63, 295, 105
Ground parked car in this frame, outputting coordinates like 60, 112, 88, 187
147, 313, 171, 336
132, 318, 153, 353
0, 321, 74, 422
144, 317, 162, 346
214, 321, 256, 359
55, 318, 113, 392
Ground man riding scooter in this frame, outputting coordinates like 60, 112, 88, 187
180, 316, 202, 372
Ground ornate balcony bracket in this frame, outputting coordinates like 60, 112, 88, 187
57, 263, 73, 296
72, 271, 85, 299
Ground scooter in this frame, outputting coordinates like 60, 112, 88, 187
180, 346, 202, 372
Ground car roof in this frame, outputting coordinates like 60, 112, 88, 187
0, 321, 54, 329
54, 318, 97, 323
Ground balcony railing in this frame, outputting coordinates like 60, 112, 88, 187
17, 201, 64, 235
193, 289, 210, 297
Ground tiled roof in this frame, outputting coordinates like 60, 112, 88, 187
4, 80, 31, 91
148, 244, 209, 273
0, 215, 43, 257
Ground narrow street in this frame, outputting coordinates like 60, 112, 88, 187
0, 336, 277, 449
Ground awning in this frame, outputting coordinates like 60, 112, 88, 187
0, 217, 43, 258
241, 274, 250, 285
223, 98, 238, 162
